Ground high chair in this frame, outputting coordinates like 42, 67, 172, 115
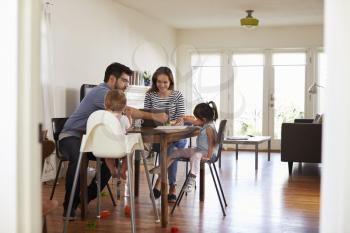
63, 110, 159, 233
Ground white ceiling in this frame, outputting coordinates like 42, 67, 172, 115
114, 0, 323, 29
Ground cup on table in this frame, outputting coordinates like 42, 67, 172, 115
133, 119, 144, 128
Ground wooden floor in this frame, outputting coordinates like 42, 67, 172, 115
43, 151, 320, 233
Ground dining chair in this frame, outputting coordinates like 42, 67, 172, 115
151, 137, 192, 185
171, 119, 228, 216
63, 110, 159, 233
50, 117, 116, 206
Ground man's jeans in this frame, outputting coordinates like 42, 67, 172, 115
153, 139, 187, 186
60, 136, 111, 211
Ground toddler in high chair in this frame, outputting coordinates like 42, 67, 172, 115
104, 90, 131, 179
151, 101, 219, 192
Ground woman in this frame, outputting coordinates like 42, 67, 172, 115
144, 66, 187, 203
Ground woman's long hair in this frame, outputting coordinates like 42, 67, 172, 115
147, 67, 174, 93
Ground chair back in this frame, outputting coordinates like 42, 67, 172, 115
80, 84, 96, 102
80, 110, 143, 158
211, 119, 227, 163
51, 117, 68, 159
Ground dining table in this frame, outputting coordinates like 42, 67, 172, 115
79, 126, 201, 228
128, 126, 200, 228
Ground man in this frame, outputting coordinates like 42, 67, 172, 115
59, 62, 167, 218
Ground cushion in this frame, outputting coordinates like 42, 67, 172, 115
313, 114, 323, 124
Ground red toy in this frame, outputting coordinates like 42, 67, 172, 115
100, 210, 111, 218
171, 226, 179, 233
124, 205, 131, 217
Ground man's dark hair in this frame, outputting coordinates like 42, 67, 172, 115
104, 62, 133, 82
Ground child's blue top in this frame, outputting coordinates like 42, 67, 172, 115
196, 122, 218, 157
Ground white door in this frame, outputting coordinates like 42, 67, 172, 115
269, 52, 307, 147
230, 51, 307, 149
191, 53, 221, 111
232, 53, 264, 136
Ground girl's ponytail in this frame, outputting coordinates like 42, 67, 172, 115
208, 101, 218, 121
193, 101, 219, 122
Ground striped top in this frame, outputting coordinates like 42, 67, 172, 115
144, 90, 185, 121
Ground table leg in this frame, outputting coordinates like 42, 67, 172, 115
200, 162, 205, 202
134, 150, 141, 197
268, 140, 271, 161
255, 144, 258, 170
160, 136, 168, 228
236, 144, 239, 160
80, 154, 89, 220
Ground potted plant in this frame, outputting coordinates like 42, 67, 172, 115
143, 71, 151, 86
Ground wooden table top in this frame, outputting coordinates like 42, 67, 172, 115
224, 136, 271, 144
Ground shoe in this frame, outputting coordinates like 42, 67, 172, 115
168, 194, 177, 203
63, 208, 77, 221
149, 166, 161, 174
153, 188, 161, 199
184, 176, 196, 193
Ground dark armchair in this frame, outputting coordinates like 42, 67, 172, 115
281, 119, 322, 175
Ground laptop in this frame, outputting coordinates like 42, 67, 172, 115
139, 108, 169, 127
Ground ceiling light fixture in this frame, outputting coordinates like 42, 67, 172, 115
240, 10, 259, 28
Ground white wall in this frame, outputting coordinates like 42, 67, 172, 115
320, 0, 350, 232
51, 0, 177, 117
177, 25, 323, 49
0, 2, 18, 232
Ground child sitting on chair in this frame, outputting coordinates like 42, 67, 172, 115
151, 101, 218, 192
104, 90, 131, 179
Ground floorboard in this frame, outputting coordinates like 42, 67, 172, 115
43, 151, 320, 233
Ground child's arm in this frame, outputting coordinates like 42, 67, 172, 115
176, 115, 203, 126
202, 127, 216, 161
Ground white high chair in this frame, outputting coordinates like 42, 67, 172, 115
63, 110, 159, 233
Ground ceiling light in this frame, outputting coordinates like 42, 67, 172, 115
240, 10, 259, 28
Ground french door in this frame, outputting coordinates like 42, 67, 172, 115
231, 51, 308, 149
190, 50, 309, 150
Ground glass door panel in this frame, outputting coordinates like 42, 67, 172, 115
317, 52, 327, 114
232, 54, 264, 136
191, 54, 221, 110
272, 53, 306, 139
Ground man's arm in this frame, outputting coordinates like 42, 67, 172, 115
125, 106, 168, 123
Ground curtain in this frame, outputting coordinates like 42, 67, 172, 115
41, 1, 57, 182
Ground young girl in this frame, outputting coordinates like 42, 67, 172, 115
150, 101, 218, 192
104, 90, 131, 179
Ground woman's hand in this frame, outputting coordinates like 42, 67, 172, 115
173, 117, 184, 126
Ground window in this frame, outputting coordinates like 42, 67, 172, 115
272, 52, 306, 139
317, 52, 327, 114
232, 53, 264, 136
191, 54, 221, 111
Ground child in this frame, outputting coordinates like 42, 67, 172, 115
151, 101, 218, 192
104, 90, 131, 179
